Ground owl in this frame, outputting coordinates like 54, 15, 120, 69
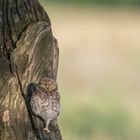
30, 77, 60, 133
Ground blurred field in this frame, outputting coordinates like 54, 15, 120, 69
41, 2, 140, 140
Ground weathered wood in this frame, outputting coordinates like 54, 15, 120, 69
0, 0, 62, 140
0, 0, 50, 56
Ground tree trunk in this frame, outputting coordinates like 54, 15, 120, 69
0, 0, 62, 140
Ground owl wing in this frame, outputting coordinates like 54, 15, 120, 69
54, 91, 60, 102
53, 92, 60, 116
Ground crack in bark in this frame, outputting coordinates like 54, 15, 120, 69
15, 65, 44, 140
7, 53, 13, 73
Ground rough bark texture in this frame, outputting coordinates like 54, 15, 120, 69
0, 0, 62, 140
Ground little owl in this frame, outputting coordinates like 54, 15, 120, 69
30, 77, 60, 133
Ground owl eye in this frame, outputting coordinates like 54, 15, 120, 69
48, 83, 56, 91
48, 86, 52, 91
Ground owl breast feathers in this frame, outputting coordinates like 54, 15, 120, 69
29, 77, 60, 133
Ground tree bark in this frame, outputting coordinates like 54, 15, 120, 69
0, 0, 62, 140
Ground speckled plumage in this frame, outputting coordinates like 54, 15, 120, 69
30, 77, 60, 133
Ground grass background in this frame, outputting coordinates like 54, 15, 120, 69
40, 1, 140, 140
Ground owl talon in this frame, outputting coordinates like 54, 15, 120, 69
43, 128, 51, 133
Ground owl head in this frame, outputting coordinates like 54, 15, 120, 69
39, 77, 58, 93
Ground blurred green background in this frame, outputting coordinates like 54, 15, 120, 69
40, 0, 140, 140
41, 0, 140, 6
